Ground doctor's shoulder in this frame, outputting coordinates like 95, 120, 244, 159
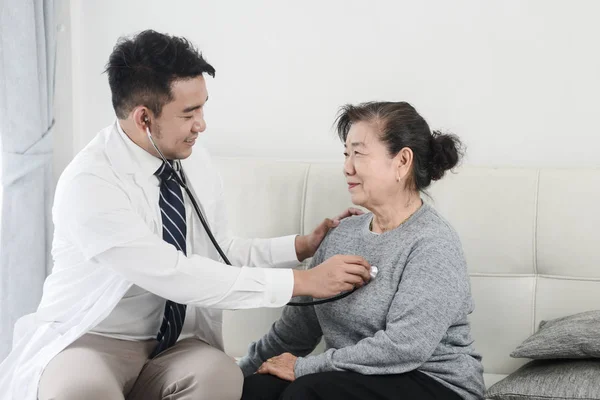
54, 151, 123, 215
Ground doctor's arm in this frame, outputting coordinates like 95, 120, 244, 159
60, 174, 368, 309
60, 174, 294, 309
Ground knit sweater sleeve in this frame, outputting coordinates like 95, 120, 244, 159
237, 237, 328, 377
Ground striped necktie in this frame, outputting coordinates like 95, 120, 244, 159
150, 161, 188, 358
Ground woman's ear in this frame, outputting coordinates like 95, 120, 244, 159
395, 147, 413, 181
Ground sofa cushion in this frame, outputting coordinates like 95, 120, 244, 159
486, 359, 600, 400
511, 310, 600, 359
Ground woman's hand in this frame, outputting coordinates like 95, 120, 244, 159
257, 353, 298, 382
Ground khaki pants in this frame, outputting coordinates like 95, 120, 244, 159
38, 333, 243, 400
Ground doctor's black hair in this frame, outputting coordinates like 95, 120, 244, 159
335, 101, 464, 192
104, 30, 215, 119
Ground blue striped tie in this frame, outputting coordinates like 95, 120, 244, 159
151, 161, 188, 358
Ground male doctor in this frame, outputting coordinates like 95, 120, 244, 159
0, 30, 371, 400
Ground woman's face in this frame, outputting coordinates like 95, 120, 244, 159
344, 121, 406, 209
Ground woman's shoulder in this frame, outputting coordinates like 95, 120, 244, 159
408, 205, 468, 274
320, 213, 371, 245
414, 203, 463, 248
336, 212, 371, 230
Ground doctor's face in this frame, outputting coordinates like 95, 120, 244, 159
147, 76, 208, 160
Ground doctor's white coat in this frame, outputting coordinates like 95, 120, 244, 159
0, 122, 298, 399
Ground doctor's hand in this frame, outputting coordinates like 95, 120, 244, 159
295, 207, 364, 261
292, 255, 371, 298
257, 353, 297, 382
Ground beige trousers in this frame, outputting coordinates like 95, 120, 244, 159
38, 333, 243, 400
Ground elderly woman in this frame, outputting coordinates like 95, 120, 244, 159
239, 101, 485, 400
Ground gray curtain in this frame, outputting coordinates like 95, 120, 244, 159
0, 0, 56, 360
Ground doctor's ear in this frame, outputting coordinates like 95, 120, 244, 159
132, 108, 150, 129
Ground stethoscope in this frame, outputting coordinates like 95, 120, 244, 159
145, 123, 376, 306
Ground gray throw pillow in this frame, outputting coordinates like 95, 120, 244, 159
486, 359, 600, 400
511, 310, 600, 359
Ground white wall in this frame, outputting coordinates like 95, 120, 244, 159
54, 0, 600, 180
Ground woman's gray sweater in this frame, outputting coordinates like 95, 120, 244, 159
239, 203, 485, 399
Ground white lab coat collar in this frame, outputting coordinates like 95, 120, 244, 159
108, 120, 163, 184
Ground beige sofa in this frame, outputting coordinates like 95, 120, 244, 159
213, 158, 600, 389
